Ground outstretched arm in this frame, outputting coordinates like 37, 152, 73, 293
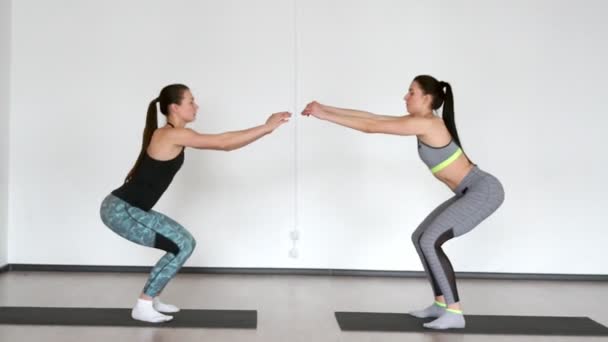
302, 101, 432, 136
321, 103, 397, 120
168, 111, 291, 151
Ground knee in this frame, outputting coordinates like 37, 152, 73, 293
411, 232, 421, 247
190, 237, 197, 252
419, 234, 437, 254
181, 236, 196, 257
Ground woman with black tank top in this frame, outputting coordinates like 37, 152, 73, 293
100, 84, 291, 323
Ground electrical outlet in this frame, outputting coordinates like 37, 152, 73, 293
289, 247, 299, 258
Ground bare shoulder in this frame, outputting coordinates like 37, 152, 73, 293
144, 127, 184, 159
159, 127, 198, 140
418, 116, 451, 143
158, 127, 223, 150
150, 126, 193, 147
403, 114, 438, 130
402, 114, 436, 123
429, 115, 445, 126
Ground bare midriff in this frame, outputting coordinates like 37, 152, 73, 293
432, 153, 475, 191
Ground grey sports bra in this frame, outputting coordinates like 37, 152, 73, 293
417, 138, 463, 174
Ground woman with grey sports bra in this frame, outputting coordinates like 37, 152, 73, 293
302, 74, 504, 330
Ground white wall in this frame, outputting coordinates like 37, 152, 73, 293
0, 0, 11, 267
9, 0, 296, 267
297, 0, 608, 275
8, 0, 608, 274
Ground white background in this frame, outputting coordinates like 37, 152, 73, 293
0, 0, 11, 267
3, 0, 607, 274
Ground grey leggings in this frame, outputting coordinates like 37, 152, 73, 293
412, 166, 504, 304
100, 194, 196, 297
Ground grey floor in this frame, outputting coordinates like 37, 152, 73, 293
0, 271, 607, 342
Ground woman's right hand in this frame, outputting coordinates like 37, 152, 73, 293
266, 111, 292, 131
301, 101, 327, 119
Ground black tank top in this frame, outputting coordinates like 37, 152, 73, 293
111, 148, 184, 211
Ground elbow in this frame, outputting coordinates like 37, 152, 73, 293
196, 141, 232, 151
217, 142, 233, 151
361, 122, 377, 134
216, 135, 234, 151
193, 142, 230, 151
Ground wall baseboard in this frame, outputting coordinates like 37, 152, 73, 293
1, 264, 607, 281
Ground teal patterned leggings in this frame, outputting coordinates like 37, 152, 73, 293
100, 194, 196, 297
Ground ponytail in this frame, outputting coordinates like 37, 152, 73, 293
440, 82, 462, 149
124, 98, 158, 183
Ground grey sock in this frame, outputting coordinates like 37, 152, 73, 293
408, 302, 446, 318
423, 310, 466, 330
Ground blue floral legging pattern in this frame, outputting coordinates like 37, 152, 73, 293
100, 194, 196, 297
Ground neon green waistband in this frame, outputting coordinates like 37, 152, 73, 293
430, 148, 463, 174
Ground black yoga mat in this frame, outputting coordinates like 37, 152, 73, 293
335, 312, 608, 336
0, 307, 256, 329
